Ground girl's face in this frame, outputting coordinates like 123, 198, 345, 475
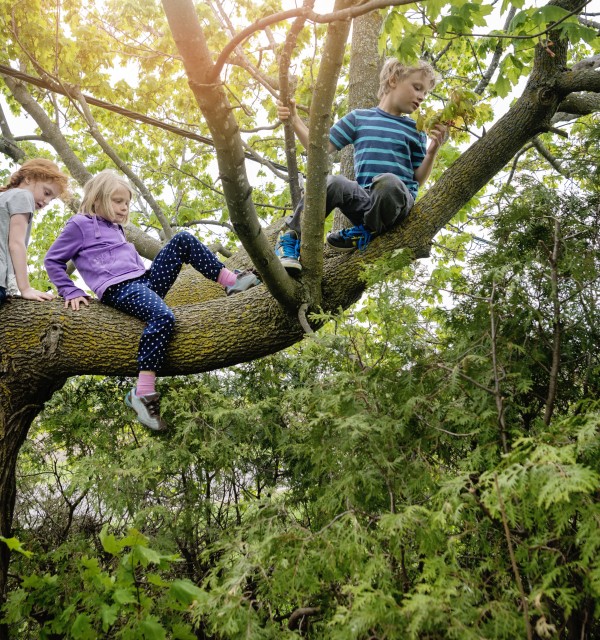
96, 185, 131, 223
20, 178, 61, 210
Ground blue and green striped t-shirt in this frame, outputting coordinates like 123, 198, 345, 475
329, 107, 427, 199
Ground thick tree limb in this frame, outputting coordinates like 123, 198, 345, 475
161, 0, 301, 310
552, 91, 600, 123
556, 67, 600, 94
300, 0, 353, 306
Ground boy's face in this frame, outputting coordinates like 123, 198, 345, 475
387, 71, 430, 115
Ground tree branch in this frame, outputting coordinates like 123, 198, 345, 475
556, 67, 600, 94
278, 1, 313, 210
543, 218, 561, 426
300, 0, 353, 307
72, 88, 174, 239
531, 136, 569, 177
0, 103, 25, 163
0, 64, 288, 173
494, 475, 533, 640
551, 92, 600, 123
209, 0, 424, 82
1, 75, 91, 186
161, 0, 300, 310
473, 6, 517, 95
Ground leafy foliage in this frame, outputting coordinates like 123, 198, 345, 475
5, 180, 600, 637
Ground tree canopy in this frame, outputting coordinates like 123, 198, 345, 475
1, 0, 600, 637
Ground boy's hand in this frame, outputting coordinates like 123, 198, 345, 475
64, 296, 89, 311
21, 287, 54, 302
428, 123, 449, 154
277, 99, 297, 122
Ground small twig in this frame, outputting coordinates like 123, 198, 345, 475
298, 303, 315, 335
288, 606, 320, 630
489, 281, 509, 454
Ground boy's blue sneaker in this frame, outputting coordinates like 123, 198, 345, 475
226, 270, 261, 296
275, 229, 302, 271
125, 388, 168, 432
326, 225, 377, 252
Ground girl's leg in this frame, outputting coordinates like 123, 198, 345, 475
102, 279, 175, 375
145, 231, 224, 298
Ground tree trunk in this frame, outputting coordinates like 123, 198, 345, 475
0, 320, 66, 637
336, 10, 383, 231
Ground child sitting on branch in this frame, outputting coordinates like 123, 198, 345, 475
275, 58, 448, 271
45, 170, 259, 431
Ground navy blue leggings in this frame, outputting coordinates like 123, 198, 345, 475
0, 286, 5, 306
102, 232, 224, 372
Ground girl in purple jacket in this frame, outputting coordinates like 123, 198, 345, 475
45, 170, 259, 432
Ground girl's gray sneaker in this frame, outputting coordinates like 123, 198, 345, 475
226, 270, 261, 296
125, 389, 168, 431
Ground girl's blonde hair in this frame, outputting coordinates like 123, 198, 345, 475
0, 158, 70, 196
378, 58, 438, 100
79, 170, 133, 224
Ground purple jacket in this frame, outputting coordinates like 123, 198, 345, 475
45, 213, 147, 300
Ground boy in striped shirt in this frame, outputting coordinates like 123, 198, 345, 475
275, 58, 447, 271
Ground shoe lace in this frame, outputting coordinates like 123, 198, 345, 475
278, 233, 299, 255
340, 225, 372, 251
143, 396, 162, 418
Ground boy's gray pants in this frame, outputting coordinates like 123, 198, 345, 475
286, 173, 414, 236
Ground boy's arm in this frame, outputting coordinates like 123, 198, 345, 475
414, 123, 448, 186
8, 214, 54, 301
277, 100, 337, 153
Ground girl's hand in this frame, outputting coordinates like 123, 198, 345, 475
21, 287, 54, 302
65, 296, 89, 310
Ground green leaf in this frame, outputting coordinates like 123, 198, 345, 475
100, 526, 122, 556
113, 587, 138, 605
101, 604, 119, 632
169, 579, 207, 605
71, 613, 95, 640
139, 617, 167, 640
0, 536, 33, 558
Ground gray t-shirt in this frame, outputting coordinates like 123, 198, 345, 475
0, 188, 34, 290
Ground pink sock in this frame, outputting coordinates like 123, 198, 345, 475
217, 267, 237, 287
136, 371, 156, 396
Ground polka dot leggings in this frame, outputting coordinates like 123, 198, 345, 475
102, 231, 224, 373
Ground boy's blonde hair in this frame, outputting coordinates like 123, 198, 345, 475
79, 170, 133, 224
1, 158, 70, 197
378, 58, 438, 100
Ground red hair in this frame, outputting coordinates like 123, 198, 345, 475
0, 158, 70, 197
